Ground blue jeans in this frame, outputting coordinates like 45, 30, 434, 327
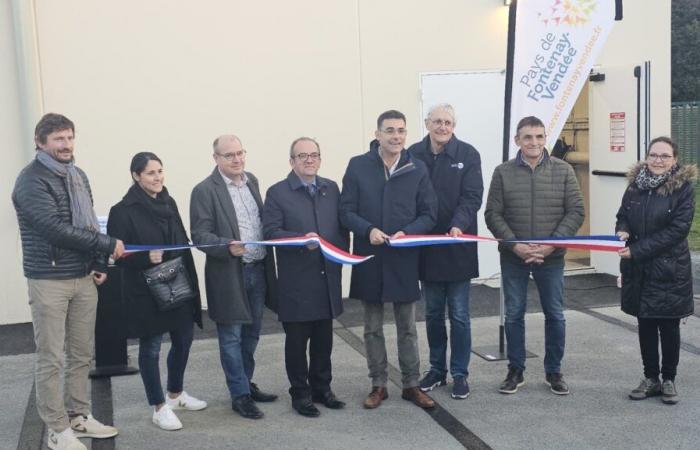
138, 320, 194, 406
217, 263, 266, 398
423, 280, 471, 379
502, 259, 565, 373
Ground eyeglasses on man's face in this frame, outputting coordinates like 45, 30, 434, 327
430, 118, 454, 128
294, 152, 321, 161
381, 128, 407, 136
646, 153, 673, 162
216, 150, 247, 161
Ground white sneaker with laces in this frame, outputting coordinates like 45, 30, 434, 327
166, 391, 208, 411
47, 428, 87, 450
152, 404, 183, 431
70, 414, 118, 438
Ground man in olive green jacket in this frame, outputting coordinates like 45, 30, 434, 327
485, 116, 584, 397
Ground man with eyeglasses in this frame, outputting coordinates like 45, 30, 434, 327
407, 104, 483, 400
485, 116, 584, 396
263, 137, 348, 417
340, 110, 438, 410
190, 135, 278, 420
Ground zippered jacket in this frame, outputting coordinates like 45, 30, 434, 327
485, 150, 584, 266
12, 158, 116, 279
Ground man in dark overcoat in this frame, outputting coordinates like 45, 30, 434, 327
190, 134, 278, 420
339, 110, 438, 410
263, 137, 348, 417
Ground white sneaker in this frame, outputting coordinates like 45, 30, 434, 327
166, 391, 208, 411
47, 428, 87, 450
69, 414, 118, 438
152, 404, 183, 431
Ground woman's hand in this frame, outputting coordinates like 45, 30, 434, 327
149, 250, 164, 264
618, 247, 631, 259
616, 231, 629, 241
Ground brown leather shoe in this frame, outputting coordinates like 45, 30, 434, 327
363, 386, 388, 409
401, 387, 435, 409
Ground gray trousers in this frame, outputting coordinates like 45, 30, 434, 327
362, 301, 420, 389
28, 276, 97, 432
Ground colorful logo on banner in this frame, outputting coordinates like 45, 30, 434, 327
509, 0, 615, 158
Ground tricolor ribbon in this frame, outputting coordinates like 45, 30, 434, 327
123, 236, 373, 265
122, 234, 625, 266
387, 234, 625, 253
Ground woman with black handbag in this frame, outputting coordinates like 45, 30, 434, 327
108, 152, 205, 430
616, 136, 696, 405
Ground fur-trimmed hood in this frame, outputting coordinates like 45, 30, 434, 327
626, 162, 698, 196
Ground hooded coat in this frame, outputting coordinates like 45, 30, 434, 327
615, 163, 697, 319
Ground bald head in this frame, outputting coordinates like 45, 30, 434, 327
213, 134, 242, 153
213, 134, 247, 180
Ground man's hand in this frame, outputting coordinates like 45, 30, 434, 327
618, 247, 632, 259
390, 231, 405, 240
93, 271, 107, 286
305, 232, 319, 250
617, 231, 630, 241
229, 242, 247, 257
449, 227, 462, 237
149, 250, 164, 264
513, 243, 542, 264
112, 239, 125, 260
369, 228, 389, 246
530, 245, 555, 265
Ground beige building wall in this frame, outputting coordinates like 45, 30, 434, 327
2, 0, 670, 324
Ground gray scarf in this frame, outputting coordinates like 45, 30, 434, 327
634, 163, 677, 191
36, 151, 99, 232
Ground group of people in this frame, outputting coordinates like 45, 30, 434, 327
12, 107, 695, 450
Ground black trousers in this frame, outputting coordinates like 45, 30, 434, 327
282, 319, 333, 399
637, 317, 681, 381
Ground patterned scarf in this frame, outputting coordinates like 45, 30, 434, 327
36, 151, 100, 232
634, 163, 677, 191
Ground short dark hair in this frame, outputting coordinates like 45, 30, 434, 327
515, 116, 545, 135
289, 137, 320, 158
130, 152, 163, 182
377, 110, 406, 130
648, 136, 678, 157
34, 113, 75, 145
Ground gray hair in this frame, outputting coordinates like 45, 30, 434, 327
426, 103, 456, 124
212, 134, 242, 153
289, 136, 320, 158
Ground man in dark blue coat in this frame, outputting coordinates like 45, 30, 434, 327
340, 110, 438, 410
408, 104, 483, 400
263, 137, 348, 417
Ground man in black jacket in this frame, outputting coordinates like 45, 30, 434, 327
263, 137, 348, 417
12, 113, 124, 450
340, 110, 438, 410
408, 104, 483, 400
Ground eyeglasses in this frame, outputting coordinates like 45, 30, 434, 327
294, 152, 321, 161
646, 153, 674, 162
215, 150, 246, 161
381, 128, 407, 136
430, 119, 454, 128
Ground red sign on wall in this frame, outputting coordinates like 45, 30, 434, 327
610, 112, 625, 152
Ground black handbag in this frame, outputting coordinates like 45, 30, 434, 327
142, 256, 196, 311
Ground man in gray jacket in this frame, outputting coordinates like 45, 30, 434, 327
485, 116, 584, 396
190, 135, 278, 420
13, 113, 124, 450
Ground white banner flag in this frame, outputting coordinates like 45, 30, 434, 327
509, 0, 616, 158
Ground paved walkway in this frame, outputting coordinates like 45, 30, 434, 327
4, 274, 700, 449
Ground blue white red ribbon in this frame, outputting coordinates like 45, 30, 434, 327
123, 236, 373, 265
123, 234, 625, 265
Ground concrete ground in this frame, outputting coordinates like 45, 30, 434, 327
4, 273, 700, 450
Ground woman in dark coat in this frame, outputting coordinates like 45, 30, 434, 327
107, 152, 205, 430
616, 136, 696, 405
